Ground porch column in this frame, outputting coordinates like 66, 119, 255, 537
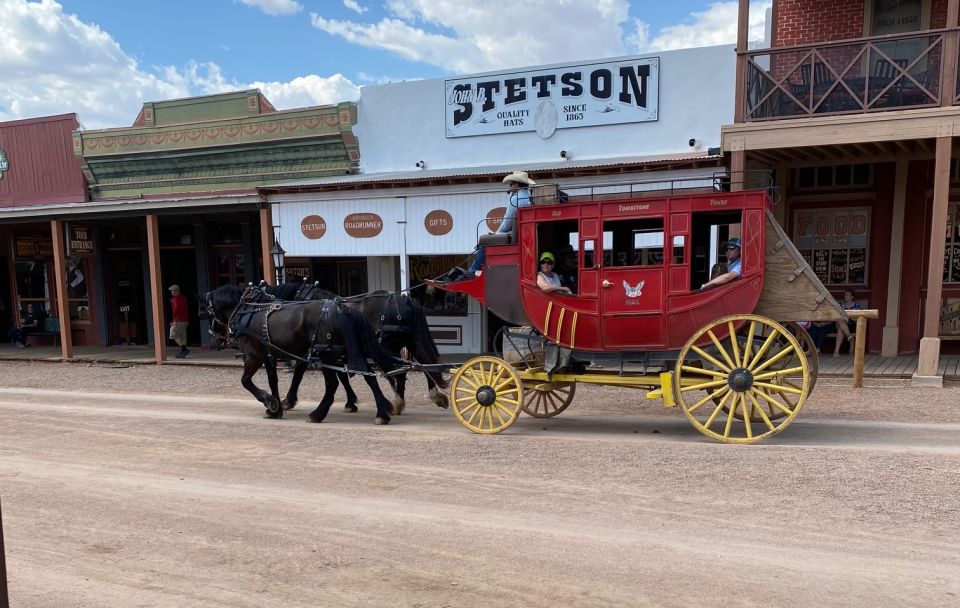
259, 207, 275, 285
146, 214, 167, 363
730, 150, 746, 192
882, 157, 909, 356
941, 0, 960, 108
50, 220, 73, 359
733, 0, 749, 122
914, 136, 952, 385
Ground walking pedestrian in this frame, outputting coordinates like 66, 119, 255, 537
168, 284, 190, 358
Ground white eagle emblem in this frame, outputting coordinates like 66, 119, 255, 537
623, 280, 644, 298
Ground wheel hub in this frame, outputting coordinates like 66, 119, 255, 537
476, 385, 496, 406
727, 368, 754, 392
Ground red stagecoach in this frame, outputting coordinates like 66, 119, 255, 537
429, 177, 846, 443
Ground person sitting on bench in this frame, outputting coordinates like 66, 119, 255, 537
8, 303, 41, 347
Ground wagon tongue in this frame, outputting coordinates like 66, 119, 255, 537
425, 273, 486, 306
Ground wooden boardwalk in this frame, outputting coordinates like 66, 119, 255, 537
819, 354, 960, 379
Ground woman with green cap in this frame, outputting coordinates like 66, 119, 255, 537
536, 251, 572, 294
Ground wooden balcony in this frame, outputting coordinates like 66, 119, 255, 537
740, 30, 960, 121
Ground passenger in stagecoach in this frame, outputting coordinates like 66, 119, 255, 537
450, 171, 534, 281
700, 238, 741, 290
536, 252, 573, 295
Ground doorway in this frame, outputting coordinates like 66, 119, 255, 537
103, 250, 148, 345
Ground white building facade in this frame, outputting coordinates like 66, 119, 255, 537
267, 46, 735, 354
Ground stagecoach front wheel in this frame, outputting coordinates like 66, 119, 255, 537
674, 314, 810, 444
521, 381, 576, 418
451, 356, 524, 434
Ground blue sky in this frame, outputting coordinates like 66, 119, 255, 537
0, 0, 771, 128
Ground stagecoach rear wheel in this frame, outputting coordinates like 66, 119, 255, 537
723, 321, 819, 422
521, 381, 576, 418
451, 356, 524, 434
674, 314, 810, 444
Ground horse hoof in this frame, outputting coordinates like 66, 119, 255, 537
263, 409, 283, 420
375, 417, 390, 425
282, 399, 296, 410
391, 400, 405, 416
343, 404, 358, 413
306, 414, 324, 423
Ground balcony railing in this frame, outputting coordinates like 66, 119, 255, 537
742, 30, 950, 120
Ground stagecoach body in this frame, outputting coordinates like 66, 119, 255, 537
431, 181, 847, 443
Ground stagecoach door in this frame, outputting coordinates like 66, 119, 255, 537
598, 215, 666, 348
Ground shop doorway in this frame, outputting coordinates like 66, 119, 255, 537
161, 250, 200, 346
103, 250, 148, 345
0, 257, 11, 339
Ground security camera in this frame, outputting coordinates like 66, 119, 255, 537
688, 138, 699, 148
560, 150, 569, 160
415, 160, 426, 169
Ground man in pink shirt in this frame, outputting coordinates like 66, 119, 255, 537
168, 284, 190, 358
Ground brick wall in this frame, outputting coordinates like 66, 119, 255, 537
773, 0, 952, 47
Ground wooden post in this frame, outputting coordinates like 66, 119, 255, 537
0, 496, 7, 608
50, 220, 73, 359
734, 0, 750, 123
849, 309, 880, 388
730, 149, 746, 191
259, 207, 275, 285
145, 214, 167, 363
941, 0, 960, 108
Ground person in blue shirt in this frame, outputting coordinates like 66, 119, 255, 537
701, 238, 742, 290
463, 171, 534, 277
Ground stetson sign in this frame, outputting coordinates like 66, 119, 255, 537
344, 213, 384, 238
445, 57, 659, 138
300, 215, 327, 239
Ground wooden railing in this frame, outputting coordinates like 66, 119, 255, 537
742, 30, 953, 120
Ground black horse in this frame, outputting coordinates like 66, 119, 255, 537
266, 281, 450, 414
203, 285, 398, 425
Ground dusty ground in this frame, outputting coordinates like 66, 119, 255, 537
1, 360, 959, 607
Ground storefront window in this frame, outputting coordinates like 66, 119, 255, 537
943, 204, 960, 283
409, 255, 468, 316
15, 260, 51, 317
67, 257, 90, 321
794, 208, 870, 285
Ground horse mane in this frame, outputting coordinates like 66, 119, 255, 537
265, 282, 303, 300
207, 285, 245, 309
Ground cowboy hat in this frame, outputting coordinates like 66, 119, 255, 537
168, 284, 181, 291
502, 170, 536, 186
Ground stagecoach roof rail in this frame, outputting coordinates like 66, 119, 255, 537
532, 170, 774, 204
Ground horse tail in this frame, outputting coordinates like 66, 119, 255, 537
408, 298, 448, 389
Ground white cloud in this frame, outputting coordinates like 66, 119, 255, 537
634, 1, 771, 52
312, 0, 630, 74
0, 0, 359, 129
236, 0, 302, 16
343, 0, 367, 14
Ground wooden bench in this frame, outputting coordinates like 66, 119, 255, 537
27, 317, 61, 346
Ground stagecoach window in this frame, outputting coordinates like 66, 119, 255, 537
690, 211, 743, 290
673, 235, 686, 264
602, 218, 664, 267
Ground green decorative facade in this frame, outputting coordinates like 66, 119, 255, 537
73, 90, 359, 198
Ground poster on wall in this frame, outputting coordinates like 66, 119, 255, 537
940, 298, 960, 336
445, 57, 659, 138
794, 208, 870, 285
813, 249, 829, 282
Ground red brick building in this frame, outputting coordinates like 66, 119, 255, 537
723, 0, 960, 385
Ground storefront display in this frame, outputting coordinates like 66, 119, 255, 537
794, 208, 870, 285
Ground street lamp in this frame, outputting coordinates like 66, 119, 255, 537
271, 225, 286, 285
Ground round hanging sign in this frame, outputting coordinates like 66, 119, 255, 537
300, 215, 327, 239
485, 207, 506, 232
344, 213, 384, 238
424, 210, 453, 236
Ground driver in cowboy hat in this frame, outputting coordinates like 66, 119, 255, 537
463, 170, 536, 277
701, 238, 742, 290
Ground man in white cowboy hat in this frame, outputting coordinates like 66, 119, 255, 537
463, 171, 535, 277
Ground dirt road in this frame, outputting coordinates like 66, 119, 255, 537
0, 362, 958, 607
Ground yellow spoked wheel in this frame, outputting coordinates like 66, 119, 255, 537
521, 381, 576, 418
451, 356, 524, 434
723, 321, 819, 422
674, 314, 810, 444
